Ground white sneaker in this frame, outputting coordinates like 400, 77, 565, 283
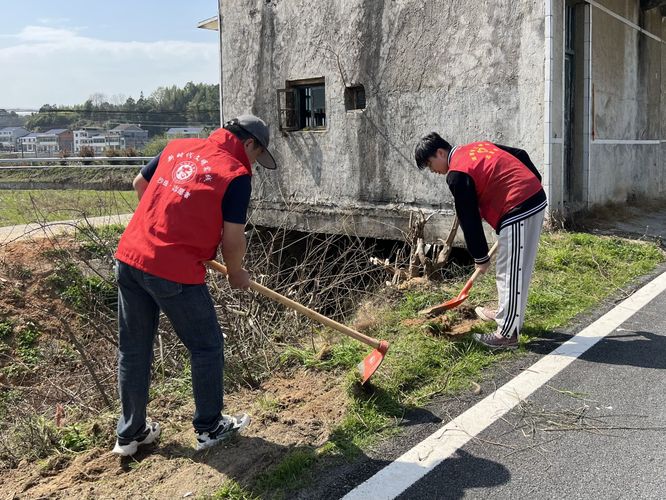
112, 421, 161, 456
195, 414, 250, 451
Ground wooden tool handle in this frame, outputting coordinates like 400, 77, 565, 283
205, 260, 381, 350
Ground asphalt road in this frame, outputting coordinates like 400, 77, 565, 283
295, 265, 666, 500
395, 281, 666, 499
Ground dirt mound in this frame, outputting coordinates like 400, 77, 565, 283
1, 369, 347, 499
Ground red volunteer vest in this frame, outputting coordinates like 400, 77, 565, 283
115, 129, 252, 284
447, 142, 542, 229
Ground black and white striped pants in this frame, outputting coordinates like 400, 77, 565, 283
494, 208, 545, 338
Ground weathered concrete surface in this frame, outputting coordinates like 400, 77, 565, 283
587, 1, 665, 205
221, 0, 545, 241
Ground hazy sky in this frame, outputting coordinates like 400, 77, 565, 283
0, 0, 219, 109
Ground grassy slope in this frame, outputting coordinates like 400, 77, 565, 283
0, 166, 136, 186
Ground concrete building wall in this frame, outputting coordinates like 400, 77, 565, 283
587, 1, 665, 205
219, 0, 545, 240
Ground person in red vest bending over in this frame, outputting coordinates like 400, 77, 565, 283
414, 132, 547, 350
112, 115, 277, 456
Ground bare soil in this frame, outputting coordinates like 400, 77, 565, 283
1, 370, 347, 499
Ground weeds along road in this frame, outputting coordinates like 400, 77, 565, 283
0, 213, 132, 244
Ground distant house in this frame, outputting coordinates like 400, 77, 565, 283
43, 129, 74, 155
166, 127, 205, 139
110, 124, 149, 150
73, 128, 105, 154
17, 129, 74, 156
89, 133, 125, 155
33, 132, 59, 156
19, 133, 39, 154
0, 127, 29, 151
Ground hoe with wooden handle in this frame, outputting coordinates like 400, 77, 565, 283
206, 260, 389, 384
418, 241, 499, 317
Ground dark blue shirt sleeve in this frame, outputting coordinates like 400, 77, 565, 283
222, 175, 252, 224
140, 153, 162, 181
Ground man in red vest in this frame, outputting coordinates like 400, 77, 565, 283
415, 132, 547, 350
112, 115, 277, 456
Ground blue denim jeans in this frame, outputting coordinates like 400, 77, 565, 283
115, 260, 224, 440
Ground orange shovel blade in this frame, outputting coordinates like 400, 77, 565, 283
418, 290, 469, 317
357, 340, 390, 384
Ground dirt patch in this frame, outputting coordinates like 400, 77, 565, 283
1, 369, 347, 499
0, 238, 80, 395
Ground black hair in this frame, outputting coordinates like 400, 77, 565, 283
414, 132, 452, 169
223, 120, 255, 142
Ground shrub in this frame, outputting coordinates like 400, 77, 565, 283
103, 148, 123, 157
17, 321, 41, 364
142, 135, 168, 157
79, 146, 95, 165
47, 262, 117, 312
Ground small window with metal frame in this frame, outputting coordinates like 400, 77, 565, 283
277, 78, 326, 131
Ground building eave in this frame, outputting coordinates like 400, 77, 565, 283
197, 16, 219, 31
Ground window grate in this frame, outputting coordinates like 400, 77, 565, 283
277, 78, 326, 131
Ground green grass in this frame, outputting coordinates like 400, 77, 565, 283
0, 190, 136, 226
0, 321, 13, 341
255, 231, 664, 495
210, 480, 260, 500
255, 449, 317, 494
17, 321, 41, 364
279, 341, 365, 371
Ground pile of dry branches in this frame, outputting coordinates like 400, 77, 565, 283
370, 211, 460, 283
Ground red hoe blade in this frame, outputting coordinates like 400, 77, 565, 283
357, 340, 390, 384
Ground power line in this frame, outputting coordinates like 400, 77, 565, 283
16, 108, 221, 115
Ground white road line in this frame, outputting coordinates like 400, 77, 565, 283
343, 270, 666, 500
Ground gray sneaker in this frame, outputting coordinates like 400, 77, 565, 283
196, 414, 250, 451
112, 421, 161, 456
475, 307, 497, 322
473, 332, 518, 350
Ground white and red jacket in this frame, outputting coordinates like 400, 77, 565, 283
116, 129, 252, 284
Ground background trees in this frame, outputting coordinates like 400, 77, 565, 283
24, 82, 220, 137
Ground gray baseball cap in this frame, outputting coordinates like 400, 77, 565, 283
227, 114, 277, 169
